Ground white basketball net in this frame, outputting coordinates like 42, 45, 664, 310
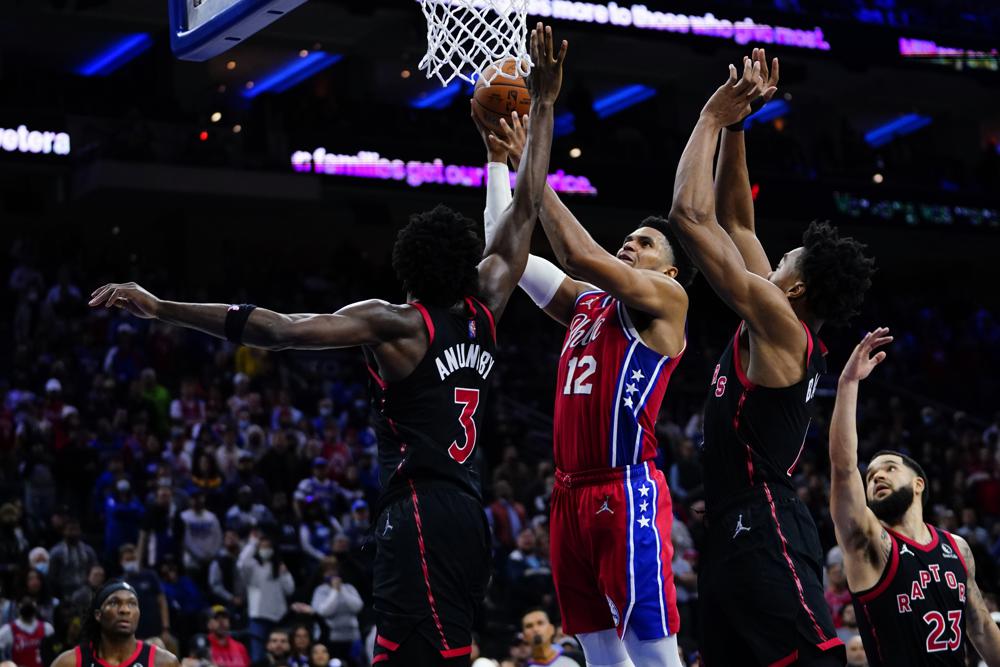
418, 0, 532, 87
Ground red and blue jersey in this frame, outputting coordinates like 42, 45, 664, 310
553, 290, 684, 473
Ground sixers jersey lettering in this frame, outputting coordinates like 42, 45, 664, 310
553, 291, 683, 472
852, 526, 968, 666
367, 298, 497, 503
10, 621, 45, 667
701, 321, 825, 510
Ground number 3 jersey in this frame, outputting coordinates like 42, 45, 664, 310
366, 298, 497, 504
851, 525, 968, 667
553, 290, 684, 473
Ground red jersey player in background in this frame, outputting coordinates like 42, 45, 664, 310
478, 108, 692, 667
830, 329, 1000, 666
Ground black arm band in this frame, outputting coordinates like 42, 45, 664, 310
225, 304, 257, 344
726, 96, 767, 132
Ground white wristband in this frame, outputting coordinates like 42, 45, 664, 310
519, 255, 566, 308
483, 162, 512, 246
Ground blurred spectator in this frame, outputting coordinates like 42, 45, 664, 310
294, 459, 357, 521
340, 501, 369, 550
486, 481, 526, 553
190, 453, 226, 510
258, 432, 299, 498
668, 439, 702, 502
0, 596, 54, 667
17, 568, 57, 624
824, 561, 851, 627
206, 606, 251, 667
171, 380, 207, 429
119, 543, 172, 642
226, 487, 275, 535
139, 484, 184, 569
104, 479, 144, 561
160, 557, 207, 643
251, 628, 292, 667
958, 507, 989, 546
104, 323, 146, 384
307, 557, 363, 664
506, 529, 553, 614
181, 490, 223, 574
69, 564, 106, 614
521, 608, 579, 667
298, 503, 340, 564
837, 604, 861, 644
0, 504, 27, 577
308, 642, 341, 667
239, 534, 295, 661
47, 518, 98, 599
289, 624, 311, 667
140, 369, 172, 436
216, 423, 247, 483
232, 452, 270, 505
208, 530, 246, 610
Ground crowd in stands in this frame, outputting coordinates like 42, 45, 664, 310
2, 236, 999, 667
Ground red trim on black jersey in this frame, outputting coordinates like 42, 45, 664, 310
410, 302, 435, 346
366, 364, 387, 391
376, 635, 400, 651
767, 649, 798, 667
469, 297, 497, 344
732, 323, 755, 390
91, 640, 144, 667
887, 524, 939, 552
802, 321, 815, 362
147, 643, 157, 667
408, 480, 451, 652
74, 646, 82, 667
762, 482, 830, 644
860, 603, 885, 663
816, 638, 844, 651
372, 654, 388, 664
441, 646, 472, 658
856, 531, 901, 603
942, 531, 968, 575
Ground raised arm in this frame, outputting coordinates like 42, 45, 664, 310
89, 284, 418, 351
715, 49, 779, 278
830, 329, 893, 589
953, 534, 1000, 665
476, 23, 566, 321
668, 59, 796, 341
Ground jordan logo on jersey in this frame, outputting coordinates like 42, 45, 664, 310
596, 496, 614, 515
900, 544, 914, 556
563, 312, 606, 353
733, 513, 751, 538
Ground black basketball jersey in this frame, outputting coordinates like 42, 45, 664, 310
851, 526, 968, 666
701, 321, 825, 512
367, 297, 497, 506
76, 640, 156, 667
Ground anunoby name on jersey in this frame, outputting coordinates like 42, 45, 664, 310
434, 342, 496, 381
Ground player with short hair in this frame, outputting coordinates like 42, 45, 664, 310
49, 580, 180, 667
830, 329, 1000, 666
479, 98, 692, 667
669, 51, 875, 665
88, 23, 566, 666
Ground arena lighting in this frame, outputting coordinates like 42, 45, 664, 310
290, 148, 598, 195
242, 52, 342, 99
410, 80, 464, 110
833, 191, 998, 228
76, 33, 153, 77
0, 124, 71, 156
555, 84, 656, 137
899, 37, 999, 71
416, 1, 831, 51
864, 113, 932, 148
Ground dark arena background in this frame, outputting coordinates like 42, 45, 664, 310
1, 1, 1000, 666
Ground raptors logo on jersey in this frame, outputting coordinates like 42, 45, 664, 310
852, 526, 968, 666
553, 290, 684, 472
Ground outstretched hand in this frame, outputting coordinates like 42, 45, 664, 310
753, 47, 780, 104
840, 327, 893, 383
89, 282, 161, 319
526, 23, 567, 105
700, 56, 766, 128
492, 110, 529, 170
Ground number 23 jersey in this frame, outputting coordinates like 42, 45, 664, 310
553, 290, 684, 473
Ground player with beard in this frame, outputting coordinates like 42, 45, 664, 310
830, 328, 1000, 666
49, 580, 180, 667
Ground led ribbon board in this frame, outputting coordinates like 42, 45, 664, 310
169, 0, 308, 61
291, 149, 597, 195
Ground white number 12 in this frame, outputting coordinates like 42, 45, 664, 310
564, 356, 597, 395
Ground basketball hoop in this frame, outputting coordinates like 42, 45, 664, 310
418, 0, 532, 87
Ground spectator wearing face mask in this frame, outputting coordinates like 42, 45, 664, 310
239, 533, 294, 662
104, 479, 144, 561
0, 597, 54, 667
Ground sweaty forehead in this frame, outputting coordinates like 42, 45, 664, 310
104, 590, 138, 605
628, 226, 666, 245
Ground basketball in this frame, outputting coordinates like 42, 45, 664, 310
472, 58, 532, 135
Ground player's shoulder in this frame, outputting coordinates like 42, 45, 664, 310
152, 644, 181, 667
50, 647, 79, 667
944, 531, 974, 565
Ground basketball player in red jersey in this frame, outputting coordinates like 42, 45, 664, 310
831, 328, 1000, 666
479, 102, 692, 667
88, 24, 565, 666
50, 581, 180, 667
669, 52, 874, 665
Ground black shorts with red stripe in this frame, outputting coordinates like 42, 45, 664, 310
699, 488, 845, 667
372, 481, 490, 665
